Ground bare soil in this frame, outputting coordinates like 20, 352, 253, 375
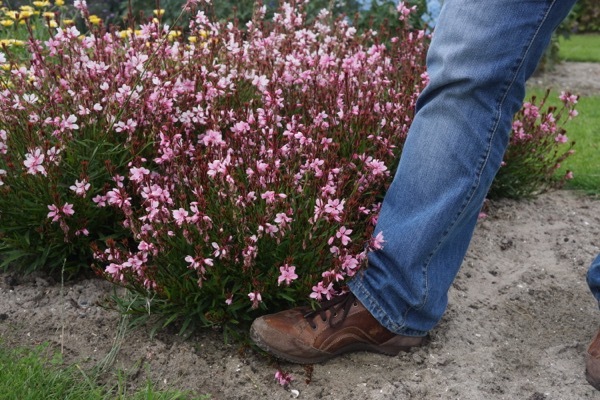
529, 61, 600, 97
1, 62, 599, 399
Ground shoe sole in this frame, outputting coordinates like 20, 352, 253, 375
586, 368, 600, 391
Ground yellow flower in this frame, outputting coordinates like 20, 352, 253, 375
54, 0, 65, 6
0, 64, 10, 71
0, 19, 13, 27
188, 35, 197, 43
88, 14, 101, 25
167, 30, 181, 41
62, 18, 74, 25
42, 11, 54, 18
0, 39, 25, 47
47, 19, 57, 28
4, 11, 18, 20
199, 29, 208, 39
118, 29, 133, 39
153, 9, 165, 16
33, 1, 50, 7
20, 5, 34, 12
18, 10, 35, 20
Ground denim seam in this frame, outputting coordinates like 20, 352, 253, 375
406, 0, 557, 320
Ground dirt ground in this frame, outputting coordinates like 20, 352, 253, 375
1, 63, 599, 399
529, 61, 600, 97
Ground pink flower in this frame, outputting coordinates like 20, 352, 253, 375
92, 194, 108, 207
341, 255, 360, 276
370, 231, 385, 250
310, 281, 334, 301
565, 171, 574, 180
47, 203, 74, 222
115, 118, 137, 133
261, 191, 276, 204
129, 166, 150, 183
70, 179, 90, 197
24, 148, 46, 176
0, 130, 7, 155
274, 212, 292, 228
264, 223, 279, 237
251, 74, 269, 92
47, 204, 61, 222
248, 291, 262, 309
522, 102, 539, 119
274, 370, 293, 386
60, 114, 79, 131
559, 91, 578, 105
324, 198, 345, 222
46, 146, 61, 165
76, 228, 90, 236
397, 1, 417, 21
335, 226, 352, 246
62, 203, 75, 216
106, 189, 131, 209
73, 0, 87, 11
322, 269, 343, 282
555, 134, 568, 143
277, 264, 298, 286
172, 208, 189, 226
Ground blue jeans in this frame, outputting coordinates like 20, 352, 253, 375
349, 0, 579, 337
588, 255, 600, 305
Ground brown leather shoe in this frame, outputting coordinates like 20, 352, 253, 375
250, 292, 426, 364
586, 329, 600, 390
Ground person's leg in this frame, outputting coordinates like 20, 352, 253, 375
349, 0, 576, 337
586, 254, 600, 389
251, 0, 576, 364
588, 255, 600, 304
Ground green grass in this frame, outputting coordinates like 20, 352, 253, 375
0, 343, 209, 400
559, 34, 600, 62
525, 88, 600, 194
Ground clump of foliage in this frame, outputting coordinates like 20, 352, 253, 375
0, 1, 428, 334
488, 90, 578, 199
0, 1, 577, 337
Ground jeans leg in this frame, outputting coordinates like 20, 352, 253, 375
588, 254, 600, 306
349, 0, 576, 336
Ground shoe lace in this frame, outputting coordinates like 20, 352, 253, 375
303, 292, 358, 329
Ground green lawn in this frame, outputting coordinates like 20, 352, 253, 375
559, 34, 600, 62
0, 343, 208, 400
562, 94, 600, 193
524, 88, 600, 194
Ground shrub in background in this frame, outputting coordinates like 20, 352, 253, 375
570, 0, 600, 33
89, 1, 429, 335
488, 90, 578, 199
0, 1, 156, 275
0, 1, 428, 333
